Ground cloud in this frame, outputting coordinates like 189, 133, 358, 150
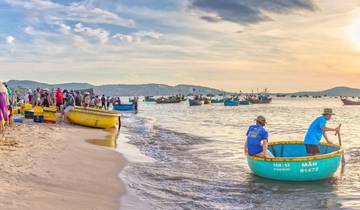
4, 0, 135, 27
73, 23, 109, 43
5, 36, 15, 44
112, 31, 163, 43
190, 0, 316, 24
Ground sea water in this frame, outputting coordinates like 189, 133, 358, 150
117, 97, 360, 210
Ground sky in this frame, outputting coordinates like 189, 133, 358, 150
1, 0, 360, 92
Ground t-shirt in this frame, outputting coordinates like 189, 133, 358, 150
246, 124, 269, 155
304, 116, 327, 145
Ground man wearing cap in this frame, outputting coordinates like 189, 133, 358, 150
304, 108, 340, 156
245, 116, 274, 158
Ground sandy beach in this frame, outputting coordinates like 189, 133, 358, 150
0, 120, 125, 210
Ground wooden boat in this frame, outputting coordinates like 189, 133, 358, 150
247, 141, 343, 181
224, 100, 239, 106
155, 97, 181, 104
67, 107, 120, 129
189, 99, 202, 106
247, 96, 272, 104
239, 100, 251, 105
211, 99, 224, 103
113, 104, 135, 111
144, 96, 156, 102
341, 98, 360, 105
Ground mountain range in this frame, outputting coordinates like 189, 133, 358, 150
7, 80, 360, 97
291, 86, 360, 97
7, 80, 228, 96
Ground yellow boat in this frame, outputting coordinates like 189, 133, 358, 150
66, 107, 121, 129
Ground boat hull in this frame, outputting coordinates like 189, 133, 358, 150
67, 107, 120, 129
211, 99, 224, 103
239, 100, 251, 105
224, 101, 239, 106
189, 99, 202, 106
113, 104, 134, 111
341, 98, 360, 105
247, 141, 342, 181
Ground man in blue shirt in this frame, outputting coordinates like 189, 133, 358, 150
245, 116, 274, 158
304, 108, 340, 155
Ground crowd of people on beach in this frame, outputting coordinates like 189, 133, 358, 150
0, 82, 138, 133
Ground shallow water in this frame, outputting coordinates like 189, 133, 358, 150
118, 98, 360, 210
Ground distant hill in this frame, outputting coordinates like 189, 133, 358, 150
7, 80, 228, 96
292, 86, 360, 97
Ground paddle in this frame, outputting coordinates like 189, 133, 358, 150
335, 124, 346, 175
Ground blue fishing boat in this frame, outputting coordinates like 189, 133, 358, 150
224, 100, 239, 106
189, 99, 202, 106
247, 141, 343, 181
113, 104, 135, 111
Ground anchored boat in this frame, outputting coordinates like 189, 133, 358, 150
224, 100, 239, 106
247, 141, 343, 181
113, 104, 135, 111
66, 107, 121, 129
211, 99, 224, 103
189, 99, 202, 106
341, 98, 360, 105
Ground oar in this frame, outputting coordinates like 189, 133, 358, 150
336, 124, 346, 175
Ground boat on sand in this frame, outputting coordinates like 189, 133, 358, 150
247, 141, 343, 181
67, 107, 121, 129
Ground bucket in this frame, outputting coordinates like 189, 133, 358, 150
33, 115, 44, 123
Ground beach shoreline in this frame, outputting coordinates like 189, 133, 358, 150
0, 120, 126, 210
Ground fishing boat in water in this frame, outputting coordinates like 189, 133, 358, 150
155, 97, 181, 104
113, 104, 135, 111
247, 95, 272, 104
144, 96, 156, 102
238, 100, 251, 105
224, 100, 239, 106
189, 99, 202, 106
341, 98, 360, 105
66, 107, 121, 129
211, 99, 224, 103
247, 141, 343, 181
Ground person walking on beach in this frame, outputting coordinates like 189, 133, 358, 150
304, 108, 340, 156
101, 95, 106, 110
245, 116, 274, 158
75, 91, 82, 107
56, 88, 63, 110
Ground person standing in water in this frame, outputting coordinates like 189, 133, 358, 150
304, 108, 340, 156
245, 116, 274, 158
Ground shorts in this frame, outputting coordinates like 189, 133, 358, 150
7, 106, 12, 118
305, 144, 320, 155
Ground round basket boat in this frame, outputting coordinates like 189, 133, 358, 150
247, 141, 343, 181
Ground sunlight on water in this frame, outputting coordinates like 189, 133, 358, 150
119, 98, 360, 209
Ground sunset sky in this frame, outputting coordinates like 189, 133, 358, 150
1, 0, 360, 92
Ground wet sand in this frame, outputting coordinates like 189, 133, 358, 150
0, 120, 125, 210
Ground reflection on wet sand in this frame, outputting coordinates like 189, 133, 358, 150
87, 128, 118, 148
245, 174, 341, 209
